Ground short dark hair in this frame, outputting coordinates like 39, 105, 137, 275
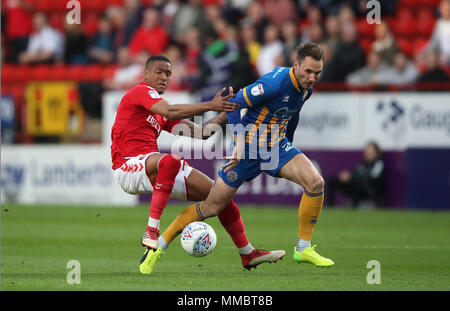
145, 55, 171, 68
296, 43, 325, 63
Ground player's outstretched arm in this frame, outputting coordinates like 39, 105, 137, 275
172, 112, 228, 140
150, 87, 238, 120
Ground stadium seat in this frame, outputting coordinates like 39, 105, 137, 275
82, 65, 105, 81
66, 65, 86, 81
391, 17, 416, 37
418, 0, 441, 9
359, 39, 373, 55
413, 38, 429, 55
415, 13, 436, 37
49, 65, 70, 80
30, 65, 51, 81
396, 38, 414, 58
14, 66, 32, 82
397, 0, 421, 9
356, 18, 375, 39
49, 12, 64, 31
2, 64, 17, 82
82, 12, 100, 37
102, 65, 119, 79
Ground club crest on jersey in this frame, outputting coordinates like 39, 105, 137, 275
148, 90, 160, 99
146, 114, 161, 133
250, 83, 264, 96
226, 170, 238, 183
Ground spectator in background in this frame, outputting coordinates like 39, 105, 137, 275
158, 0, 181, 27
324, 15, 340, 54
256, 24, 284, 75
244, 0, 270, 43
223, 24, 257, 92
103, 47, 146, 90
183, 26, 202, 89
63, 20, 88, 64
426, 0, 450, 65
317, 42, 335, 81
327, 141, 386, 208
163, 45, 190, 91
123, 0, 143, 35
263, 0, 298, 29
302, 23, 325, 44
383, 52, 419, 85
240, 21, 261, 69
322, 21, 365, 81
5, 0, 33, 64
19, 12, 64, 64
170, 0, 209, 44
88, 16, 115, 64
417, 50, 450, 82
337, 3, 355, 25
107, 6, 137, 52
346, 51, 391, 86
280, 19, 300, 66
194, 29, 236, 102
128, 7, 169, 57
371, 21, 399, 65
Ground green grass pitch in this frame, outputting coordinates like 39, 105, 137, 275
1, 203, 449, 291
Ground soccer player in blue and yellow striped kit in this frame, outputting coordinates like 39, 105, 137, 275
156, 43, 334, 268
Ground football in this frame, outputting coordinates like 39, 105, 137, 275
180, 221, 217, 257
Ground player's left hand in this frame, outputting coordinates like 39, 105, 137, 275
223, 136, 244, 173
209, 87, 238, 112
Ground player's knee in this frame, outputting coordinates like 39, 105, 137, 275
158, 154, 181, 178
305, 175, 325, 193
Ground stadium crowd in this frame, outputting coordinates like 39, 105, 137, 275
4, 0, 450, 88
2, 0, 450, 130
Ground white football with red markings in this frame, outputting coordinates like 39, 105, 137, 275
181, 222, 217, 257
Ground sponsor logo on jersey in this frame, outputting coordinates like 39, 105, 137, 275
146, 114, 161, 133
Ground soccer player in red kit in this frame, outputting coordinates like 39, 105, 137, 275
111, 55, 285, 274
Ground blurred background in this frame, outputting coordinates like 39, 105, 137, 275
1, 0, 450, 210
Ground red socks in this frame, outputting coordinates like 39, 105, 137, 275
149, 155, 181, 222
218, 200, 249, 248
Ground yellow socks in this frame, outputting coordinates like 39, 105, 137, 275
162, 203, 203, 244
298, 190, 324, 242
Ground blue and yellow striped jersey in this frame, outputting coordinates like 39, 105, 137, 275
228, 66, 313, 148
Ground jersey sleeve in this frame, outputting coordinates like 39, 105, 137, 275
136, 86, 163, 111
229, 75, 275, 108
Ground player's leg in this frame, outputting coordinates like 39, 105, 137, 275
160, 177, 238, 247
159, 168, 252, 253
277, 153, 334, 267
142, 153, 181, 249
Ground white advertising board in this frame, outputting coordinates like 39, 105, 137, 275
294, 92, 450, 150
102, 91, 450, 151
1, 145, 137, 205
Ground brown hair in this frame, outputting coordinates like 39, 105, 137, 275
296, 42, 325, 63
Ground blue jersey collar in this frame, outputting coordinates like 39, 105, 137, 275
289, 67, 303, 93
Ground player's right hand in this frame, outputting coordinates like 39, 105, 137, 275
209, 87, 239, 112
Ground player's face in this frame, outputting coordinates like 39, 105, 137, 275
144, 61, 172, 94
294, 56, 323, 89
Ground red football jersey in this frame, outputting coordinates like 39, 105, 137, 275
111, 82, 181, 169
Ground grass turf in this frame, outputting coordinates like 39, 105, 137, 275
1, 203, 449, 291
